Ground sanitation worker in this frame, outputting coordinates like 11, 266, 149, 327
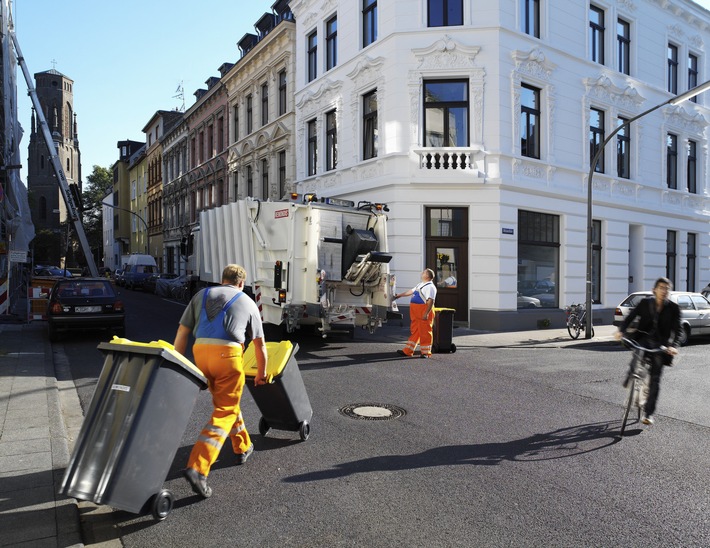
393, 268, 437, 359
174, 264, 267, 498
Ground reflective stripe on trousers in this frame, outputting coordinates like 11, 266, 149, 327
187, 344, 252, 477
401, 302, 434, 356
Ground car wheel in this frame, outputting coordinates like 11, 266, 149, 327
678, 324, 690, 346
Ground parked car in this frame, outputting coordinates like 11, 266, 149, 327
517, 293, 541, 309
113, 269, 125, 286
33, 265, 73, 277
613, 290, 710, 345
143, 272, 179, 294
46, 278, 125, 342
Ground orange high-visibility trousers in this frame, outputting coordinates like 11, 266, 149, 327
187, 343, 252, 477
402, 302, 434, 356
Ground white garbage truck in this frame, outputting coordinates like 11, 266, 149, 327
187, 194, 400, 337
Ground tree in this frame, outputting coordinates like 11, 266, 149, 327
81, 165, 113, 265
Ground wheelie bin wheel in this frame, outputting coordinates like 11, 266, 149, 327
258, 417, 270, 437
151, 489, 174, 521
451, 343, 456, 353
299, 421, 310, 441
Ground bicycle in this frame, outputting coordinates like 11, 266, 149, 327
565, 303, 595, 339
170, 282, 189, 303
619, 337, 667, 436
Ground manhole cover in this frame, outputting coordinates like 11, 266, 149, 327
339, 403, 407, 421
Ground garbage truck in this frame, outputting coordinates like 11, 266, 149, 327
187, 194, 400, 337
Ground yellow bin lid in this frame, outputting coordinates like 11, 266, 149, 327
434, 307, 456, 312
107, 336, 204, 378
243, 341, 297, 381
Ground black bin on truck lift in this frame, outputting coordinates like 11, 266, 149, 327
244, 341, 312, 441
432, 307, 456, 353
60, 339, 207, 521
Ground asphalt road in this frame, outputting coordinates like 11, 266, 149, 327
57, 288, 710, 547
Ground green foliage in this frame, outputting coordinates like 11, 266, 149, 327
81, 165, 113, 253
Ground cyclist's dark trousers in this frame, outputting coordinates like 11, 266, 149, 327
645, 354, 664, 416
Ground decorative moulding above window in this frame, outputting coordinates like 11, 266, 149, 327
584, 74, 645, 109
346, 56, 385, 88
662, 104, 708, 135
295, 79, 343, 114
511, 48, 556, 81
412, 35, 480, 71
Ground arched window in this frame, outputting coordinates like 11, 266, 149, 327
39, 196, 47, 219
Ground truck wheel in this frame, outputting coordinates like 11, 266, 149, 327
299, 421, 311, 441
150, 489, 174, 521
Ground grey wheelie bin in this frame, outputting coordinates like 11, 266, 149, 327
432, 307, 456, 353
244, 341, 312, 441
60, 338, 207, 521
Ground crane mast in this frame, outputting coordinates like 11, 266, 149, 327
10, 29, 98, 276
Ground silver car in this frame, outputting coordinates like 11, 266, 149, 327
613, 290, 710, 345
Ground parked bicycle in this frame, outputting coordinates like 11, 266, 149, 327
565, 303, 594, 339
170, 281, 189, 303
619, 337, 667, 436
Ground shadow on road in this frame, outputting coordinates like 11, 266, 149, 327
283, 420, 621, 483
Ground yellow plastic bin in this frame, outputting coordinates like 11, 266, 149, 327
60, 338, 207, 521
432, 307, 457, 353
243, 341, 312, 441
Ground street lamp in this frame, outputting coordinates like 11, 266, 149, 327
100, 200, 151, 255
584, 79, 710, 338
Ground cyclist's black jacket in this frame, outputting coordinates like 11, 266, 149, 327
620, 296, 681, 352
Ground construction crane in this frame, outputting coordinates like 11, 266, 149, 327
10, 28, 98, 276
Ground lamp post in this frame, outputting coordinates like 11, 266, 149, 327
584, 79, 710, 338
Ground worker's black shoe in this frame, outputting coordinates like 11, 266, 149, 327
236, 444, 254, 465
396, 350, 408, 357
184, 467, 212, 498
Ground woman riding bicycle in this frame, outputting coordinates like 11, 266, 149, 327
614, 277, 680, 426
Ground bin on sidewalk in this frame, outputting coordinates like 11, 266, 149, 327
432, 307, 456, 353
60, 338, 207, 521
244, 341, 312, 441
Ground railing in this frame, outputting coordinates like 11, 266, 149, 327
414, 147, 484, 171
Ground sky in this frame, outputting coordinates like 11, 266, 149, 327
12, 0, 274, 184
11, 0, 710, 186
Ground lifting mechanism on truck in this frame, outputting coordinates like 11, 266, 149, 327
10, 29, 98, 276
190, 193, 401, 338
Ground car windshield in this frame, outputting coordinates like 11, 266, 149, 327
621, 294, 649, 307
56, 281, 115, 298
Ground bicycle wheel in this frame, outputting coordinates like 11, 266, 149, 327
567, 315, 581, 339
620, 377, 636, 436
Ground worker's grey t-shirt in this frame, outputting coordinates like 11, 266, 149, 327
179, 286, 264, 344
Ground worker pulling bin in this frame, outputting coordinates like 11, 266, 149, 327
60, 338, 207, 521
243, 340, 312, 441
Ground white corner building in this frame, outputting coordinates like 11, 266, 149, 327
289, 0, 710, 329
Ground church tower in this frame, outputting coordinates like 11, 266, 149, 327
27, 69, 81, 238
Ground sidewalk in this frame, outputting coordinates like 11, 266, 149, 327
0, 317, 616, 547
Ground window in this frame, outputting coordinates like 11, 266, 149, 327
246, 95, 253, 134
261, 158, 269, 198
667, 133, 677, 189
428, 0, 463, 27
520, 84, 540, 159
589, 6, 605, 65
233, 105, 239, 142
687, 233, 696, 292
261, 83, 269, 126
278, 70, 287, 115
517, 210, 560, 309
307, 31, 317, 83
326, 16, 337, 71
363, 90, 378, 160
217, 117, 224, 152
207, 126, 214, 158
688, 140, 697, 193
279, 150, 286, 197
246, 165, 253, 196
591, 220, 602, 304
363, 0, 377, 47
617, 18, 630, 75
616, 117, 630, 179
198, 131, 205, 164
423, 79, 469, 147
307, 119, 317, 176
666, 230, 676, 285
590, 108, 605, 173
326, 110, 337, 171
521, 0, 539, 38
668, 44, 678, 95
688, 54, 698, 103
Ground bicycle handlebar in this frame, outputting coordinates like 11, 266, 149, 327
621, 337, 668, 353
